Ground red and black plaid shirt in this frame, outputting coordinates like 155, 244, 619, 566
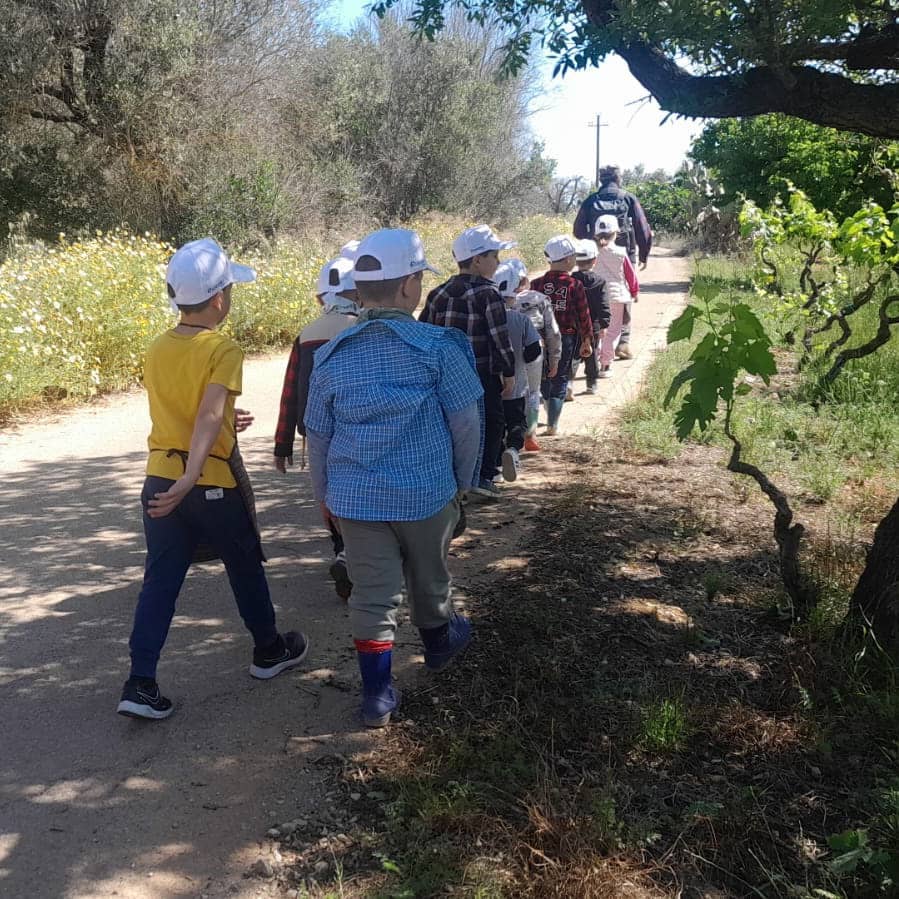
419, 274, 514, 378
530, 271, 593, 337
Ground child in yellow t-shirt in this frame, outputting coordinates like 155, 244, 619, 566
118, 238, 309, 721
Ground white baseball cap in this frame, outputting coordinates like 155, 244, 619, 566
596, 215, 619, 234
576, 239, 598, 260
165, 238, 255, 311
316, 256, 356, 296
492, 262, 520, 298
544, 235, 579, 263
339, 240, 360, 261
506, 257, 529, 283
352, 228, 439, 282
452, 224, 517, 262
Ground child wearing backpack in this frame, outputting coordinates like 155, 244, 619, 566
593, 216, 639, 376
493, 261, 542, 478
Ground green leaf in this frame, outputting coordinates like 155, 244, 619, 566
667, 304, 700, 344
743, 341, 777, 381
827, 829, 871, 875
663, 363, 697, 409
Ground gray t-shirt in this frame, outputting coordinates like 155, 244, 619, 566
505, 308, 541, 400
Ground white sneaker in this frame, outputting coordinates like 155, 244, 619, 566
501, 448, 519, 482
598, 366, 613, 379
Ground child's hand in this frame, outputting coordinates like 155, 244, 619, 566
274, 454, 292, 473
548, 364, 558, 378
147, 476, 194, 518
579, 340, 593, 358
235, 408, 254, 432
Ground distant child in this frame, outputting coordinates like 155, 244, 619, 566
530, 236, 593, 436
273, 254, 359, 599
305, 229, 483, 728
570, 239, 610, 395
594, 215, 639, 377
118, 239, 309, 721
419, 224, 516, 499
493, 262, 542, 480
509, 260, 561, 452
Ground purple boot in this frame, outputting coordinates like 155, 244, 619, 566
355, 640, 401, 727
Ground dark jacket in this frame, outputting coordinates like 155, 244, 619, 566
573, 183, 653, 264
572, 270, 610, 330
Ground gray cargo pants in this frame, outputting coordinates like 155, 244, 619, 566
338, 498, 461, 642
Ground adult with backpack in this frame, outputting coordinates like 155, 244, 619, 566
573, 165, 652, 360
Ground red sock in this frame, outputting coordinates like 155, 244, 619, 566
354, 639, 393, 654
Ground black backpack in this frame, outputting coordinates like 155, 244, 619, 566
591, 190, 635, 255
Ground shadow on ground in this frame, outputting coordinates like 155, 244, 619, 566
0, 440, 567, 898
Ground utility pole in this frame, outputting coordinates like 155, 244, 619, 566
586, 114, 609, 188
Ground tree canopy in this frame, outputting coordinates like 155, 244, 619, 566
374, 0, 899, 137
690, 116, 899, 222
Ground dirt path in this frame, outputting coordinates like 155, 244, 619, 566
0, 250, 690, 899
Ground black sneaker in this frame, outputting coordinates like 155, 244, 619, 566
117, 677, 173, 720
329, 559, 353, 601
249, 631, 309, 680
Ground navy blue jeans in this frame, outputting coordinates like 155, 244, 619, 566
128, 476, 278, 679
541, 332, 578, 401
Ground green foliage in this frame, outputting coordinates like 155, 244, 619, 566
639, 695, 690, 752
691, 115, 899, 221
826, 828, 899, 892
0, 4, 552, 245
628, 179, 696, 235
664, 295, 775, 440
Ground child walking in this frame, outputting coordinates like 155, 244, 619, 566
570, 239, 610, 395
273, 254, 358, 599
305, 229, 483, 728
509, 261, 561, 452
594, 215, 639, 377
530, 236, 593, 436
118, 238, 309, 720
493, 262, 542, 480
419, 224, 515, 499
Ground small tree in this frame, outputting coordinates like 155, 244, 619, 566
666, 194, 899, 651
547, 175, 586, 215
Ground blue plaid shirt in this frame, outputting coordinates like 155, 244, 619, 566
305, 314, 483, 521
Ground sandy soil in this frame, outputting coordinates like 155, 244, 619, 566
0, 250, 690, 899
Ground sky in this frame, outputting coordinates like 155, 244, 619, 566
325, 0, 705, 179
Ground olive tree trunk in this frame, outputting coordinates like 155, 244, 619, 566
850, 495, 899, 656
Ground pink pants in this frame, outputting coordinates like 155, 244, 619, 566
600, 303, 628, 367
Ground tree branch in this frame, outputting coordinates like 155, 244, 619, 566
580, 0, 899, 138
825, 291, 899, 383
723, 402, 815, 615
28, 108, 76, 124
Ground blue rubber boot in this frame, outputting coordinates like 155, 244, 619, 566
355, 642, 400, 728
419, 614, 473, 672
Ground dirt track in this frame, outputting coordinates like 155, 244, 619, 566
0, 250, 689, 898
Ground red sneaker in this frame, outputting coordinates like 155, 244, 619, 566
524, 435, 541, 452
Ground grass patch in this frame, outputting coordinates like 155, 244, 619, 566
638, 694, 691, 753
